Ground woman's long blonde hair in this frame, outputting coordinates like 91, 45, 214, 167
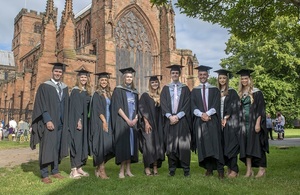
95, 77, 111, 98
75, 76, 92, 96
217, 75, 229, 96
238, 76, 254, 104
148, 80, 161, 106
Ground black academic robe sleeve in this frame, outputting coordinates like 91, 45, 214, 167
223, 89, 240, 158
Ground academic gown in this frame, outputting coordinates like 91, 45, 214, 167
139, 92, 165, 168
160, 84, 191, 167
68, 87, 90, 167
222, 88, 240, 159
30, 81, 69, 165
239, 89, 269, 167
111, 86, 139, 165
90, 92, 115, 166
191, 85, 224, 169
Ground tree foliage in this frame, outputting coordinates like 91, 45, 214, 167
220, 16, 300, 125
151, 0, 300, 39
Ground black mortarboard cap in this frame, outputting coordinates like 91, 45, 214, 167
194, 65, 212, 72
49, 62, 68, 71
119, 67, 136, 74
75, 67, 92, 76
236, 69, 254, 77
214, 69, 231, 76
166, 64, 184, 72
145, 75, 162, 81
94, 72, 111, 78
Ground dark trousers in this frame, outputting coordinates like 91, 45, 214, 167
225, 156, 239, 173
40, 124, 63, 178
168, 153, 190, 174
204, 157, 224, 174
267, 128, 273, 140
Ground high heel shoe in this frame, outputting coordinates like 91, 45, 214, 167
244, 170, 254, 178
125, 172, 134, 177
118, 173, 125, 179
228, 171, 238, 178
255, 170, 266, 178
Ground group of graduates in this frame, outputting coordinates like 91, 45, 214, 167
30, 62, 269, 184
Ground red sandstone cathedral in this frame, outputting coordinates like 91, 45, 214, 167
0, 0, 199, 123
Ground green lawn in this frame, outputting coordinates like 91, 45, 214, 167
0, 140, 29, 149
0, 146, 300, 195
280, 128, 300, 138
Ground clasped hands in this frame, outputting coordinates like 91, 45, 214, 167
169, 115, 179, 125
126, 115, 138, 127
201, 113, 211, 122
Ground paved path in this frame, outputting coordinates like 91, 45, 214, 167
0, 147, 38, 168
269, 138, 300, 147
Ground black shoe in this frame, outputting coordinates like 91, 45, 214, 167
184, 171, 190, 177
168, 171, 175, 177
205, 170, 213, 176
218, 172, 224, 179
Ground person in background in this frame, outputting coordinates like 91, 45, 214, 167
160, 65, 191, 177
111, 67, 139, 179
277, 111, 285, 140
90, 72, 115, 179
266, 114, 274, 140
68, 68, 92, 179
191, 65, 224, 179
30, 62, 69, 184
237, 69, 268, 178
139, 75, 165, 176
215, 69, 240, 178
275, 113, 284, 140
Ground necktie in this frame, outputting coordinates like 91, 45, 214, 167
202, 84, 207, 112
173, 84, 179, 114
57, 83, 62, 100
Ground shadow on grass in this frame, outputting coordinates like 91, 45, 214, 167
20, 160, 40, 177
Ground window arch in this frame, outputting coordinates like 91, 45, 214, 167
84, 21, 91, 44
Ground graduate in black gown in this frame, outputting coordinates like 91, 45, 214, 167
237, 69, 268, 178
68, 68, 92, 179
139, 75, 165, 176
191, 65, 224, 179
111, 67, 139, 179
215, 69, 240, 178
90, 72, 114, 179
30, 62, 69, 184
160, 65, 191, 177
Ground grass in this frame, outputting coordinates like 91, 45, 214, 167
280, 128, 300, 138
0, 140, 29, 149
0, 146, 300, 195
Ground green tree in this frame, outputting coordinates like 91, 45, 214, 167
151, 0, 300, 39
220, 16, 300, 126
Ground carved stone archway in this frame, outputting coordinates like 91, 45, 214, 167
115, 10, 154, 93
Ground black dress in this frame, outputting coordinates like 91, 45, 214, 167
111, 86, 139, 165
139, 92, 165, 168
90, 92, 114, 166
221, 88, 240, 171
69, 87, 90, 168
239, 89, 269, 167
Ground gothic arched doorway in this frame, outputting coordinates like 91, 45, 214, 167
115, 11, 154, 93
